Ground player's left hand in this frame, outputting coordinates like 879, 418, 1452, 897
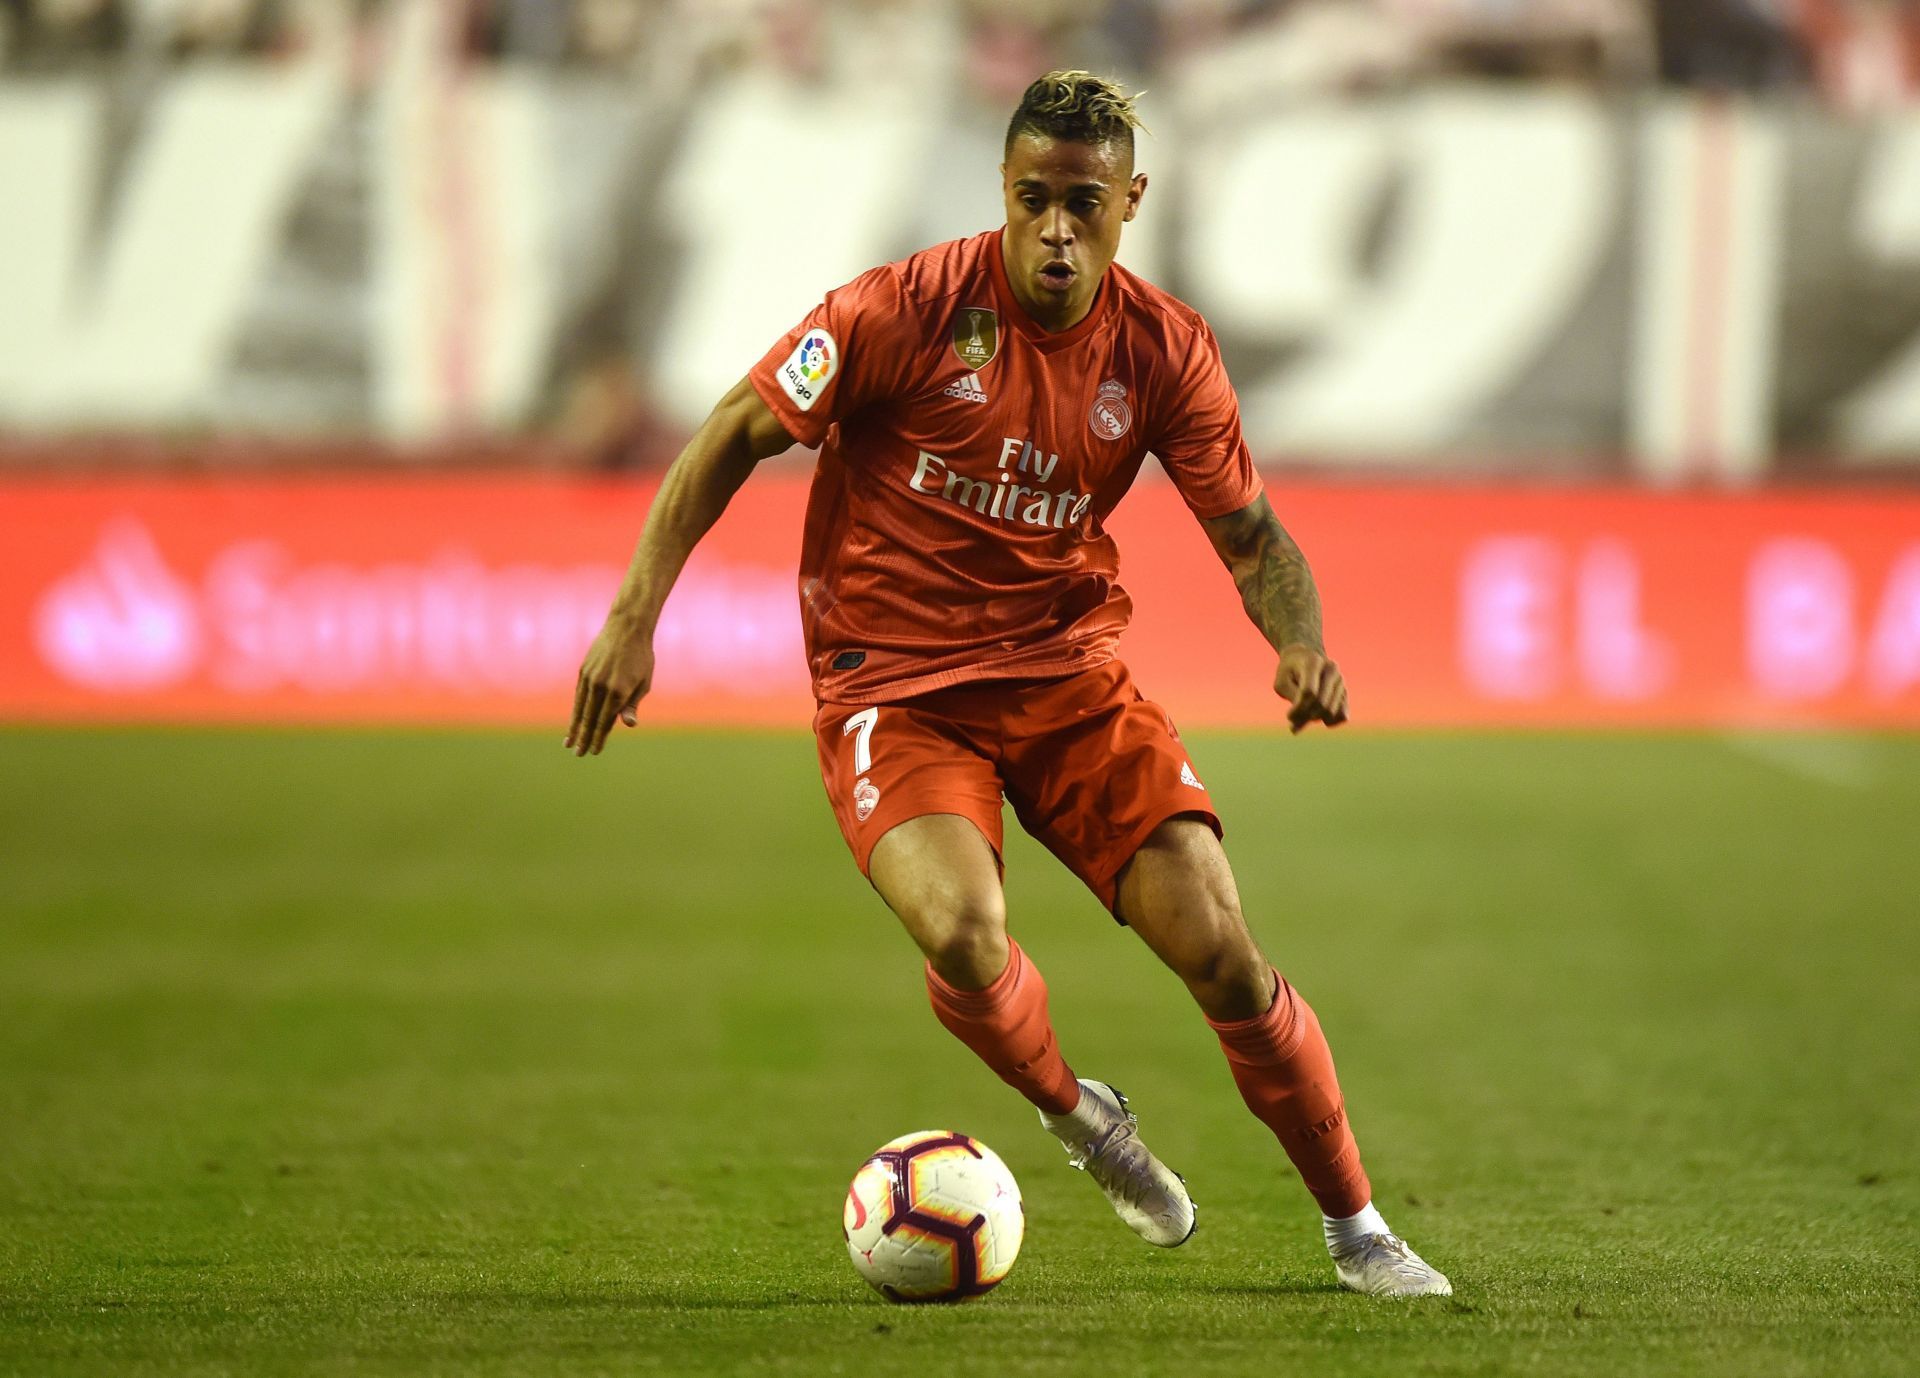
1274, 644, 1349, 734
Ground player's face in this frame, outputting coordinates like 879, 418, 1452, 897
1001, 134, 1147, 331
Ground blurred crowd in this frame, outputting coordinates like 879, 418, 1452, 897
2, 0, 1919, 112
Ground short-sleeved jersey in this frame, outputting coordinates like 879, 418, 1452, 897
749, 228, 1262, 705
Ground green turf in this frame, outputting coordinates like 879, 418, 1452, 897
1, 727, 1916, 1376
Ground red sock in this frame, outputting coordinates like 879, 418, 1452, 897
925, 938, 1081, 1115
1208, 970, 1371, 1218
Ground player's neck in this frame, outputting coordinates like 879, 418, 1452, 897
999, 233, 1101, 334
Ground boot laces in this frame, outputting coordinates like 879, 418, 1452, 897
1075, 1117, 1158, 1208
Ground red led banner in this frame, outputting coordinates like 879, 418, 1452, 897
2, 472, 1917, 729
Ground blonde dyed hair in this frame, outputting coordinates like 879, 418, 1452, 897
1004, 70, 1147, 160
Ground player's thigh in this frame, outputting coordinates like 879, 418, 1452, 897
814, 698, 1007, 953
1114, 816, 1270, 1017
815, 699, 1004, 873
1002, 662, 1222, 914
868, 813, 1009, 963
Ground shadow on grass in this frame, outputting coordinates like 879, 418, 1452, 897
1196, 1280, 1347, 1299
433, 1287, 858, 1314
429, 1280, 1338, 1315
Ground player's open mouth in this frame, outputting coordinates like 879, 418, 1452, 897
1038, 261, 1075, 292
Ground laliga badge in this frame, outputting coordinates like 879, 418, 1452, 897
1089, 378, 1132, 441
779, 328, 838, 411
952, 308, 998, 370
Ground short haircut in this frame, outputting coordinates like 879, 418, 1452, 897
1003, 70, 1146, 163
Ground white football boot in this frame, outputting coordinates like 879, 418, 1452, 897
1331, 1231, 1453, 1298
1039, 1079, 1197, 1247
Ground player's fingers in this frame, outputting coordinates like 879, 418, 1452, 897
619, 684, 643, 728
572, 687, 602, 760
590, 683, 626, 755
1320, 666, 1348, 720
576, 680, 609, 757
1308, 676, 1349, 729
594, 673, 639, 754
566, 667, 589, 748
1290, 662, 1328, 728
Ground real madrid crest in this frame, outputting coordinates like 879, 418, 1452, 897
952, 308, 998, 369
1089, 378, 1132, 441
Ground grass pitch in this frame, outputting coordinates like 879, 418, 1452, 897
1, 726, 1916, 1376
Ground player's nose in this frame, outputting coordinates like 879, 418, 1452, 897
1040, 209, 1073, 249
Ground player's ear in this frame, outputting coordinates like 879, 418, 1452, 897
1123, 173, 1148, 223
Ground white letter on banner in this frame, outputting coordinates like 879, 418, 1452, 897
1576, 539, 1674, 700
1746, 539, 1854, 700
1865, 547, 1920, 698
1460, 537, 1562, 700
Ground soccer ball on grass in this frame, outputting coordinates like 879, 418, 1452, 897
842, 1130, 1023, 1303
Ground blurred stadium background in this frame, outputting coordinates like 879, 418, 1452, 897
4, 0, 1920, 728
4, 3, 1918, 1374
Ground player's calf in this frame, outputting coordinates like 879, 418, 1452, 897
1208, 970, 1372, 1217
924, 938, 1081, 1115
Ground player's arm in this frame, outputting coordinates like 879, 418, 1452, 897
566, 376, 796, 757
1200, 494, 1349, 734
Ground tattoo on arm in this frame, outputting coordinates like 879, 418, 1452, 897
1203, 495, 1323, 653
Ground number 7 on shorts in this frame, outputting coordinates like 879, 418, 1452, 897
843, 707, 878, 773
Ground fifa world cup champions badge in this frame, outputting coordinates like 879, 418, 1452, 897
953, 308, 998, 369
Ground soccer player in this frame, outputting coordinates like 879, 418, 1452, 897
567, 70, 1450, 1298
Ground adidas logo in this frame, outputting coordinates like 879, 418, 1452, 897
1180, 761, 1204, 790
942, 372, 988, 404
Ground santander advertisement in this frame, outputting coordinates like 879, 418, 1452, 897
4, 473, 1918, 729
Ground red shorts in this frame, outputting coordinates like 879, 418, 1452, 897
813, 659, 1221, 915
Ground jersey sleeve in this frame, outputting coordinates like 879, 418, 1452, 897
748, 265, 923, 447
1149, 322, 1264, 520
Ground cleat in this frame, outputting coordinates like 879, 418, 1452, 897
1331, 1232, 1453, 1298
1039, 1079, 1196, 1247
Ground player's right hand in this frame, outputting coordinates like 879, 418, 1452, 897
566, 614, 655, 757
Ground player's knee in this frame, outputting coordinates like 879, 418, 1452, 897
916, 893, 1009, 987
1173, 905, 1270, 1018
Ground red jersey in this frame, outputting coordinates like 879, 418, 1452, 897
748, 228, 1262, 705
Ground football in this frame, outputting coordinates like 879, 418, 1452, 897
842, 1130, 1024, 1303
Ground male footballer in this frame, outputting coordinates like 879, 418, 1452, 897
569, 71, 1450, 1298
